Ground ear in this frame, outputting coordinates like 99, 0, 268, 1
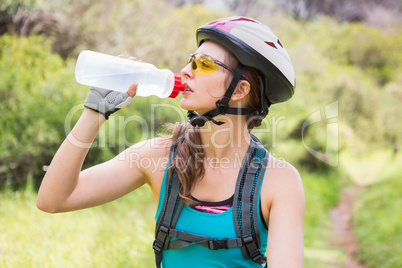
231, 80, 251, 101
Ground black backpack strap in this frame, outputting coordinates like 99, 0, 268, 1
167, 230, 243, 250
233, 134, 269, 265
154, 143, 184, 268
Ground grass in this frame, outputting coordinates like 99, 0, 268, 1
0, 184, 156, 268
353, 153, 402, 268
0, 167, 347, 267
301, 168, 348, 267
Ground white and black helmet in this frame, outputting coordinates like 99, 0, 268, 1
188, 16, 296, 127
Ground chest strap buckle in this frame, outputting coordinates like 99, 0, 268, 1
208, 238, 229, 250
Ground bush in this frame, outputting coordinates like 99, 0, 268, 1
0, 34, 83, 190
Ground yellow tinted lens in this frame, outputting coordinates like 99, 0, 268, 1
192, 55, 219, 75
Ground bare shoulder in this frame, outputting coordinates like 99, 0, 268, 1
263, 156, 304, 202
266, 156, 301, 181
115, 137, 171, 176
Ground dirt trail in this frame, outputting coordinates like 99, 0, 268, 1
329, 187, 366, 268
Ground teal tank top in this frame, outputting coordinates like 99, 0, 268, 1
155, 168, 268, 268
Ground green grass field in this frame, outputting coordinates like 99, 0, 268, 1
0, 185, 156, 268
302, 170, 348, 267
353, 153, 402, 268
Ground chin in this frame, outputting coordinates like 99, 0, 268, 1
179, 98, 199, 111
179, 98, 190, 110
179, 98, 216, 115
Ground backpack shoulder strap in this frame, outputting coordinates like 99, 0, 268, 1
233, 133, 269, 265
153, 143, 184, 268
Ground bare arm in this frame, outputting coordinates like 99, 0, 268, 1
36, 81, 155, 212
265, 160, 305, 267
37, 107, 148, 213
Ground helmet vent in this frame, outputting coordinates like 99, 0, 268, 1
265, 41, 277, 49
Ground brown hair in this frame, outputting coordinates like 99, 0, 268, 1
165, 53, 265, 204
165, 123, 204, 204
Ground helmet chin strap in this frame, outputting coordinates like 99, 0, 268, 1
187, 64, 258, 127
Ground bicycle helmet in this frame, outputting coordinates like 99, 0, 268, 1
188, 16, 296, 127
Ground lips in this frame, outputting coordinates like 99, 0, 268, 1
183, 84, 194, 94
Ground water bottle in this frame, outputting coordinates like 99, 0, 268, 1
75, 50, 185, 98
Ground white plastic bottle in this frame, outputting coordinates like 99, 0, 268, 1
75, 50, 185, 98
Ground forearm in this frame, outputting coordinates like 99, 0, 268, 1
37, 108, 105, 212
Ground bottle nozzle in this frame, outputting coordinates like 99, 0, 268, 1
169, 74, 185, 98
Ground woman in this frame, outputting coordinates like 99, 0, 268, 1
37, 17, 305, 267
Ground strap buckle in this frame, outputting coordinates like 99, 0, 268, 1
159, 225, 169, 234
187, 110, 210, 127
216, 99, 229, 114
153, 225, 170, 252
242, 235, 264, 264
208, 238, 229, 250
250, 249, 264, 263
242, 235, 254, 245
153, 239, 164, 252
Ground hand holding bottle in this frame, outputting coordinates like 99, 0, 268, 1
75, 50, 185, 99
83, 54, 138, 119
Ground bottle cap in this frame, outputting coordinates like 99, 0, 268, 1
169, 74, 185, 98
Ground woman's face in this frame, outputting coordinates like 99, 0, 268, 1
180, 40, 234, 115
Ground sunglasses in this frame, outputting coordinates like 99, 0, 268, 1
187, 53, 236, 75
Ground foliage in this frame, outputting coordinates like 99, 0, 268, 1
318, 21, 402, 86
302, 168, 342, 245
0, 34, 83, 190
353, 154, 402, 268
268, 15, 402, 157
0, 0, 37, 14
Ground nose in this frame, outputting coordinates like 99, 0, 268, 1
181, 62, 193, 79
